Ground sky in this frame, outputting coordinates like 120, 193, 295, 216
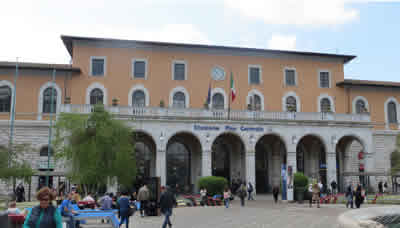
0, 0, 399, 82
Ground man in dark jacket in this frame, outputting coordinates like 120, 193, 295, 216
160, 186, 176, 228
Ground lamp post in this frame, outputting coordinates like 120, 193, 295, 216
46, 69, 56, 187
9, 60, 18, 168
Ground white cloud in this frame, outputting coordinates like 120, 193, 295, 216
223, 0, 360, 26
267, 35, 297, 51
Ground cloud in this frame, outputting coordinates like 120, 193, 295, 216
267, 35, 297, 51
223, 0, 360, 26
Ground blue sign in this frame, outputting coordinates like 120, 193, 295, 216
194, 124, 264, 132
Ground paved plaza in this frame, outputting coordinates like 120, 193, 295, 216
126, 196, 355, 228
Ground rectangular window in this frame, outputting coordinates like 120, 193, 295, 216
133, 60, 146, 79
285, 69, 296, 86
91, 57, 105, 76
174, 63, 186, 80
320, 71, 330, 88
249, 67, 260, 84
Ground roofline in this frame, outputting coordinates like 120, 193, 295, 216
337, 79, 400, 89
0, 61, 81, 73
61, 35, 356, 64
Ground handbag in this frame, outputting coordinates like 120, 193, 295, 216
135, 201, 141, 210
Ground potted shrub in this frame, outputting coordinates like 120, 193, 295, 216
197, 176, 228, 197
112, 97, 119, 107
159, 100, 165, 108
64, 97, 71, 104
204, 102, 209, 109
294, 172, 308, 202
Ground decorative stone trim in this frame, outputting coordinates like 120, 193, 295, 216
86, 82, 107, 105
37, 81, 62, 120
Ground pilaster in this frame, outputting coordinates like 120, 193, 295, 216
202, 149, 212, 177
246, 150, 256, 193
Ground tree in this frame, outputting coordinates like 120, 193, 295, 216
53, 105, 136, 194
0, 143, 35, 188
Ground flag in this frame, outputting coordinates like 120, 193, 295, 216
206, 82, 211, 105
230, 72, 236, 102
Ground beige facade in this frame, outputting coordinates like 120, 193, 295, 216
0, 35, 399, 197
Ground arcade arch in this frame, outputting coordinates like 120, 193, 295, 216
211, 133, 246, 185
133, 131, 156, 189
335, 135, 366, 192
166, 132, 202, 193
296, 135, 327, 185
255, 134, 287, 193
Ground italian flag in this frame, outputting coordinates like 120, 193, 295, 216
230, 72, 236, 102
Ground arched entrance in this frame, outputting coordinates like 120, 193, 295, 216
211, 133, 245, 187
255, 134, 287, 193
336, 136, 366, 192
297, 135, 327, 186
166, 132, 202, 193
133, 131, 156, 190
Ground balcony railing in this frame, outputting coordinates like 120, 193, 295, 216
60, 104, 371, 123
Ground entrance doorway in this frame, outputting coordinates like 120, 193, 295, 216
255, 134, 287, 193
211, 133, 245, 190
166, 133, 202, 193
297, 135, 327, 186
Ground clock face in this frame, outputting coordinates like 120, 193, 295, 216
211, 66, 225, 81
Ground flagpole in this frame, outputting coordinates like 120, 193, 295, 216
46, 68, 56, 187
228, 71, 231, 120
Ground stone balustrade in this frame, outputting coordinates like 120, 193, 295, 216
60, 104, 371, 123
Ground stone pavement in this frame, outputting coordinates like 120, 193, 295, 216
125, 195, 359, 228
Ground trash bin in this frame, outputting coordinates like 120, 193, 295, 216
0, 211, 9, 228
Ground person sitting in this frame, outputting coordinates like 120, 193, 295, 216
23, 187, 62, 228
60, 192, 79, 228
83, 193, 94, 202
7, 200, 22, 215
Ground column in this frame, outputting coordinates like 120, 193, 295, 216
326, 151, 337, 187
286, 151, 296, 201
246, 150, 256, 193
156, 149, 166, 186
202, 149, 212, 177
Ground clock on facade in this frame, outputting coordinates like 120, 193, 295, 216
211, 66, 225, 81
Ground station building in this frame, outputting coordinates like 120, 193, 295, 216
0, 35, 399, 197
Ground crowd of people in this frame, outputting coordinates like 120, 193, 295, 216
4, 178, 392, 228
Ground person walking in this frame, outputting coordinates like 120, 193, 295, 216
118, 191, 132, 228
247, 182, 254, 200
378, 181, 383, 194
311, 182, 320, 208
308, 183, 313, 207
160, 186, 176, 228
23, 187, 63, 228
200, 188, 207, 206
355, 185, 363, 209
223, 188, 231, 208
345, 185, 354, 208
331, 180, 337, 195
383, 181, 388, 193
137, 184, 150, 217
238, 184, 247, 207
272, 186, 279, 203
16, 183, 25, 202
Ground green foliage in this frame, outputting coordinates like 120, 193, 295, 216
53, 105, 136, 194
0, 144, 35, 182
197, 176, 228, 196
294, 172, 308, 189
